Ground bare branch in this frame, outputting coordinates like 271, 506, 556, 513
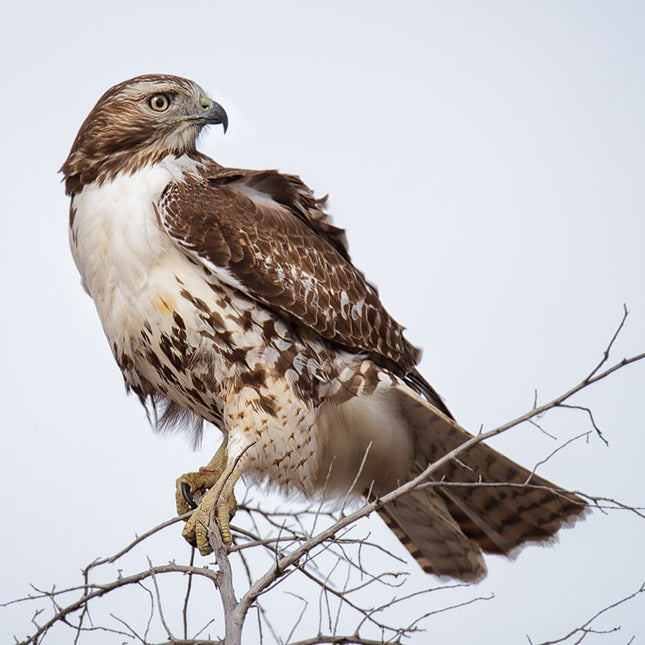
13, 564, 220, 645
287, 636, 400, 645
208, 528, 240, 645
88, 514, 190, 572
587, 303, 629, 381
182, 547, 196, 640
147, 558, 175, 641
339, 442, 373, 515
530, 581, 645, 645
526, 431, 591, 482
7, 307, 643, 645
557, 404, 608, 445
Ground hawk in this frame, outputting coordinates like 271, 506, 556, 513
62, 74, 586, 581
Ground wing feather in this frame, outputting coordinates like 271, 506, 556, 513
158, 163, 420, 374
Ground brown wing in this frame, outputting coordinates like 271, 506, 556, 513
158, 162, 420, 374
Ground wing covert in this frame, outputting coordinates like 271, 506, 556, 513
158, 164, 420, 374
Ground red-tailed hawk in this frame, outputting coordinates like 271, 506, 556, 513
62, 74, 586, 581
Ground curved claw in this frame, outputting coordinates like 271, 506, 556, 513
175, 467, 221, 515
181, 481, 198, 509
182, 470, 240, 554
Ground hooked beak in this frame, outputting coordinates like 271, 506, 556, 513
200, 99, 228, 133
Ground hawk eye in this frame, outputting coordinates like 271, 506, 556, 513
149, 94, 171, 112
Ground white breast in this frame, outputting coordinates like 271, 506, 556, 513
69, 155, 203, 351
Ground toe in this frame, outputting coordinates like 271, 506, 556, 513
181, 514, 197, 547
194, 511, 213, 555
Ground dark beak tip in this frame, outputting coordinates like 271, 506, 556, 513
206, 101, 228, 134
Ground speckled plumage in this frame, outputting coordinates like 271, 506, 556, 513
62, 75, 587, 581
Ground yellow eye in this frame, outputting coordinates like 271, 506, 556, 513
149, 94, 171, 111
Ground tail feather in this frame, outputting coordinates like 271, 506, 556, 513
378, 486, 487, 581
377, 383, 588, 579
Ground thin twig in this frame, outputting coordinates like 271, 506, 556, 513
288, 635, 398, 645
14, 564, 219, 645
526, 431, 591, 483
182, 547, 196, 639
530, 580, 645, 645
147, 557, 175, 641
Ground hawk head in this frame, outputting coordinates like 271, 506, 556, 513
61, 74, 228, 194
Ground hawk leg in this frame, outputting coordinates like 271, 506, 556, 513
175, 439, 239, 554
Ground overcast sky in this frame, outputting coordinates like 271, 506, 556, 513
2, 1, 645, 643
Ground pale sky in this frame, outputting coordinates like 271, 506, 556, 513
2, 1, 645, 643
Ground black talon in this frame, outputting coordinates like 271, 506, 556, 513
181, 482, 198, 509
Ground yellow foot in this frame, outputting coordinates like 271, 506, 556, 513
176, 467, 221, 515
175, 438, 229, 515
181, 469, 240, 554
175, 438, 243, 554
